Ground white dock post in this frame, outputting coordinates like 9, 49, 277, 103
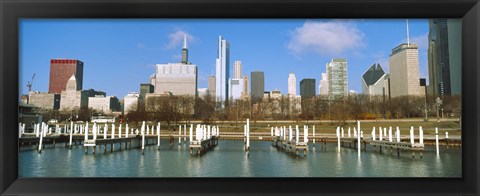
125, 124, 129, 138
354, 127, 357, 137
38, 126, 44, 153
64, 125, 66, 134
244, 125, 247, 143
35, 123, 39, 137
445, 132, 449, 139
371, 127, 375, 141
271, 127, 273, 137
18, 123, 22, 138
289, 126, 293, 141
410, 126, 414, 144
85, 122, 89, 141
69, 121, 73, 148
207, 125, 211, 139
419, 126, 424, 144
379, 127, 383, 141
55, 124, 59, 134
157, 123, 161, 149
217, 126, 220, 137
313, 125, 316, 145
141, 122, 145, 154
104, 124, 107, 139
93, 123, 97, 140
246, 119, 250, 151
179, 125, 182, 145
396, 127, 400, 142
304, 125, 308, 143
119, 124, 122, 138
111, 124, 115, 139
336, 126, 340, 151
435, 127, 439, 155
295, 125, 299, 145
189, 124, 193, 142
341, 127, 344, 138
184, 124, 187, 143
388, 126, 392, 142
357, 121, 361, 157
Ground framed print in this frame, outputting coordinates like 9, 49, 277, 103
1, 0, 479, 195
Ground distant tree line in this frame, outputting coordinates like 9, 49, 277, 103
36, 94, 461, 128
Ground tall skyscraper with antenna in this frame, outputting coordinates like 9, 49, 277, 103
388, 19, 424, 97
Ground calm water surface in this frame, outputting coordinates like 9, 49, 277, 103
19, 140, 461, 177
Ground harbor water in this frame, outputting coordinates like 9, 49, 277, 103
19, 139, 461, 177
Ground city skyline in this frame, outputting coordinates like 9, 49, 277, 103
20, 19, 430, 98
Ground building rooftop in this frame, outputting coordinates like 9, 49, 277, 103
362, 63, 386, 86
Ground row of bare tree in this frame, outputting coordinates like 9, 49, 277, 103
39, 94, 461, 127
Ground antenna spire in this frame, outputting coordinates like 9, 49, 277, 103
406, 19, 410, 47
183, 34, 187, 49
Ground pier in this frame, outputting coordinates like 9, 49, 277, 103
189, 124, 220, 155
270, 125, 309, 157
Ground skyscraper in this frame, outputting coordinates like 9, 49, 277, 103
251, 71, 264, 103
215, 36, 230, 108
389, 43, 424, 97
300, 79, 316, 99
326, 58, 348, 98
154, 36, 198, 96
140, 84, 154, 100
243, 75, 249, 98
428, 19, 462, 96
228, 78, 244, 100
49, 59, 83, 94
288, 72, 296, 96
208, 75, 216, 99
361, 63, 388, 96
233, 60, 242, 79
319, 73, 328, 95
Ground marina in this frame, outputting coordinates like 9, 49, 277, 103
18, 119, 462, 177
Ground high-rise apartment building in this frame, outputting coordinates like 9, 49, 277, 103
251, 71, 264, 103
49, 59, 83, 94
233, 60, 242, 79
288, 72, 296, 96
319, 73, 328, 95
326, 58, 348, 98
428, 19, 462, 96
389, 43, 424, 97
215, 36, 230, 108
300, 78, 316, 99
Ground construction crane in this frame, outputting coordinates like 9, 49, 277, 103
26, 73, 35, 92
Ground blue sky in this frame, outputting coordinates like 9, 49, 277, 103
20, 19, 430, 98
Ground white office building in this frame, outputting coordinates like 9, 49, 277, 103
215, 36, 230, 108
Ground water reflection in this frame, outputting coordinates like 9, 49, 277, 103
19, 141, 461, 177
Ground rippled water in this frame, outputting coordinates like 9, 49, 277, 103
19, 140, 461, 177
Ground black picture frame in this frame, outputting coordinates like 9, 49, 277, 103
1, 0, 479, 195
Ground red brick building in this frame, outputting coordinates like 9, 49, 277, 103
48, 59, 83, 94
